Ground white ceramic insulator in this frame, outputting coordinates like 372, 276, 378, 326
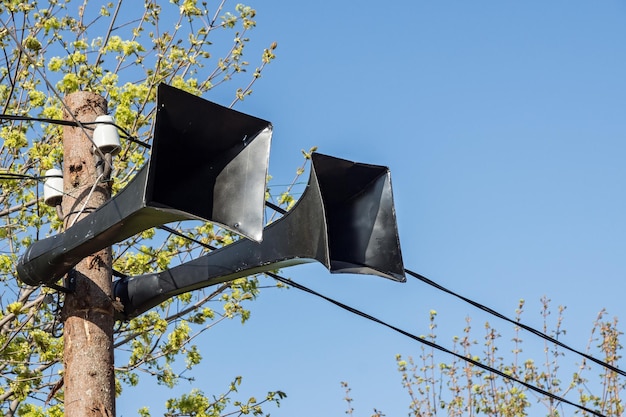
92, 115, 121, 155
43, 168, 63, 206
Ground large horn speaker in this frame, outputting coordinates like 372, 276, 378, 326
17, 83, 272, 287
114, 152, 404, 320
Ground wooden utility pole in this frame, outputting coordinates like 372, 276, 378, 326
61, 92, 115, 417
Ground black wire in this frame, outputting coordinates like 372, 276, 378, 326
266, 272, 606, 417
157, 205, 288, 247
0, 114, 78, 127
265, 201, 287, 215
233, 197, 626, 381
404, 268, 626, 378
112, 269, 128, 279
155, 223, 625, 381
0, 172, 80, 206
0, 173, 61, 181
0, 114, 151, 149
158, 225, 217, 249
121, 134, 152, 149
0, 174, 36, 181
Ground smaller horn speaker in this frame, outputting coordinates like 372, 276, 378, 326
114, 152, 404, 320
17, 83, 272, 287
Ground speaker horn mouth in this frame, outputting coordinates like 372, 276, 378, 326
310, 152, 405, 282
145, 84, 273, 241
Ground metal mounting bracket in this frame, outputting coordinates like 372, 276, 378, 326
46, 269, 77, 294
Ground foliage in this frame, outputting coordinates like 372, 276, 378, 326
344, 298, 624, 416
0, 0, 297, 415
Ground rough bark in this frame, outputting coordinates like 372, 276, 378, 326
61, 92, 115, 417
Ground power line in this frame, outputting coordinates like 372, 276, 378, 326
266, 272, 606, 417
0, 114, 82, 127
0, 172, 61, 181
0, 114, 151, 149
405, 268, 626, 378
0, 172, 84, 210
0, 173, 40, 181
264, 201, 287, 215
154, 221, 625, 381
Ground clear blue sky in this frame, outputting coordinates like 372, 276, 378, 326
118, 1, 626, 415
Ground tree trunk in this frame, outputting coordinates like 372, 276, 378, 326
61, 92, 115, 417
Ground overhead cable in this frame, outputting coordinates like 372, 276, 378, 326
159, 219, 625, 381
0, 114, 151, 149
404, 268, 625, 378
0, 172, 61, 181
266, 272, 606, 417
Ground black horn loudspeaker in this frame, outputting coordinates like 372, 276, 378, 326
114, 152, 405, 320
17, 83, 272, 287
